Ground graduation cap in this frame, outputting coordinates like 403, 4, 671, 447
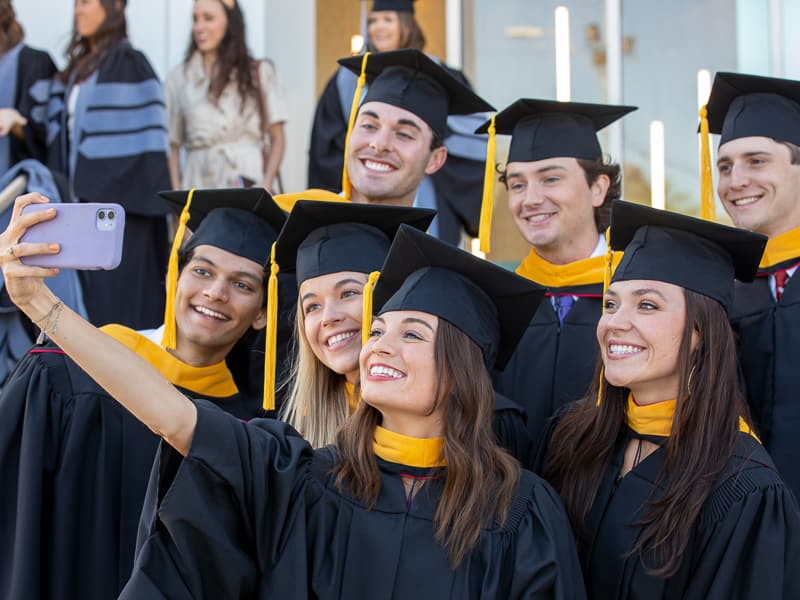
609, 200, 767, 313
372, 0, 415, 14
274, 200, 436, 284
370, 225, 545, 369
472, 99, 636, 254
705, 72, 800, 146
158, 188, 287, 409
337, 49, 494, 199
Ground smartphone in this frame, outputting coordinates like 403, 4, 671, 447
19, 203, 125, 270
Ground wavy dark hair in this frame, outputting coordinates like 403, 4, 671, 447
497, 155, 621, 232
0, 0, 24, 54
184, 0, 258, 108
544, 289, 753, 577
60, 0, 127, 84
334, 318, 520, 568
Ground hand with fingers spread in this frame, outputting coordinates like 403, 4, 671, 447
0, 193, 62, 316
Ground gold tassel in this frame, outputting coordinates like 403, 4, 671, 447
161, 189, 195, 350
341, 52, 371, 200
478, 114, 497, 254
597, 227, 613, 406
361, 271, 380, 347
263, 242, 279, 411
699, 105, 716, 221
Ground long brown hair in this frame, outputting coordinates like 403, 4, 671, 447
335, 318, 520, 567
61, 0, 127, 84
544, 289, 752, 576
0, 0, 24, 54
184, 0, 258, 108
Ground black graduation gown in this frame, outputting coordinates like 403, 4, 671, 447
122, 401, 586, 599
493, 284, 602, 442
8, 46, 57, 168
731, 266, 800, 501
493, 390, 536, 468
580, 430, 800, 599
0, 343, 256, 600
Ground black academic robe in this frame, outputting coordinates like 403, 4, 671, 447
7, 46, 57, 168
493, 285, 602, 442
122, 401, 586, 599
731, 267, 800, 501
0, 341, 256, 600
493, 391, 536, 468
579, 430, 800, 599
43, 41, 171, 330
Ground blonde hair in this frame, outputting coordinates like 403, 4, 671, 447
280, 301, 352, 448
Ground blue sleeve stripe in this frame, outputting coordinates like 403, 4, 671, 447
87, 80, 165, 109
81, 104, 168, 134
78, 127, 169, 158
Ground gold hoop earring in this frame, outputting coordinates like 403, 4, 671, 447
687, 365, 696, 395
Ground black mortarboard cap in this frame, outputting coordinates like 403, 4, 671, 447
610, 200, 767, 313
372, 0, 415, 13
274, 200, 435, 284
159, 187, 286, 267
338, 49, 494, 138
372, 225, 545, 369
705, 71, 800, 146
475, 98, 636, 162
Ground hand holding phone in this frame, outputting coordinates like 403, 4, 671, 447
19, 203, 125, 270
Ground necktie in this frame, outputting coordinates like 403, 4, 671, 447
774, 269, 791, 301
555, 294, 575, 325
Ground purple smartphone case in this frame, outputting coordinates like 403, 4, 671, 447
19, 203, 125, 270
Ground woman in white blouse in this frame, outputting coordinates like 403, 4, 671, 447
166, 0, 287, 192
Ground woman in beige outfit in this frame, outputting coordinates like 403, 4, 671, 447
167, 0, 287, 191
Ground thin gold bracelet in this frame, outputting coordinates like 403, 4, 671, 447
34, 300, 63, 344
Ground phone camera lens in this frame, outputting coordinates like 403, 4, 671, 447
98, 210, 106, 220
108, 210, 115, 220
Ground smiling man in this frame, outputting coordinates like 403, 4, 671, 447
0, 187, 286, 599
337, 49, 493, 214
705, 72, 800, 499
475, 99, 636, 442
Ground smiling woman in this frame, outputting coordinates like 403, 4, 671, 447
540, 200, 800, 599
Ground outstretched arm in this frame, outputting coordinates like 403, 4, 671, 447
0, 193, 197, 455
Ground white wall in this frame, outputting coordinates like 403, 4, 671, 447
15, 0, 316, 192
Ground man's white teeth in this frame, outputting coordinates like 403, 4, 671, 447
732, 196, 760, 206
609, 344, 643, 355
194, 306, 228, 320
526, 213, 553, 223
370, 365, 404, 379
364, 160, 393, 172
327, 331, 356, 347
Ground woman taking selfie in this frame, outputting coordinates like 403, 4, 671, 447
541, 200, 800, 599
0, 202, 583, 598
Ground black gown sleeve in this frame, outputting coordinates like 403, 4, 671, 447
12, 46, 57, 165
123, 401, 316, 599
676, 457, 800, 599
307, 72, 347, 192
493, 391, 536, 468
506, 472, 587, 599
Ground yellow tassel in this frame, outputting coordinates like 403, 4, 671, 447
597, 227, 613, 407
478, 114, 497, 254
361, 271, 380, 347
161, 188, 195, 350
699, 105, 716, 221
341, 52, 370, 200
263, 242, 279, 412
